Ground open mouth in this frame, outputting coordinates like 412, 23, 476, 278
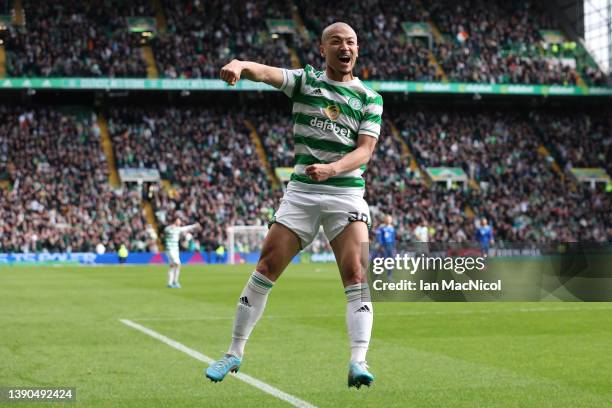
338, 55, 351, 64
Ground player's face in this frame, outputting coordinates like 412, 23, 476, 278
321, 27, 359, 75
175, 218, 182, 226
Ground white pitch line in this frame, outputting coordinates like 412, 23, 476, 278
119, 319, 317, 408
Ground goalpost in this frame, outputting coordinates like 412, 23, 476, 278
227, 225, 333, 264
227, 225, 269, 265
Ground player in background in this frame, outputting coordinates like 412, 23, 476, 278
164, 217, 200, 288
413, 219, 430, 243
208, 22, 382, 388
412, 219, 431, 259
376, 215, 395, 279
475, 218, 494, 256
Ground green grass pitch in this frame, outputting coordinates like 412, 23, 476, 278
1, 264, 612, 407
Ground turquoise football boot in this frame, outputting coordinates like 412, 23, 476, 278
348, 361, 374, 388
206, 354, 242, 382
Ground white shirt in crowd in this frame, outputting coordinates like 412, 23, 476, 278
414, 225, 429, 242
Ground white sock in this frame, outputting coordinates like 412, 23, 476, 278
173, 266, 180, 284
167, 267, 175, 285
345, 283, 373, 363
227, 271, 274, 358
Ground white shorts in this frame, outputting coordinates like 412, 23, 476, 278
167, 250, 180, 265
272, 189, 371, 248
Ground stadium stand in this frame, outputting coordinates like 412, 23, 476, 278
153, 0, 293, 79
0, 106, 155, 253
107, 106, 281, 251
0, 1, 609, 254
394, 108, 610, 241
294, 0, 442, 81
1, 0, 607, 85
531, 111, 611, 176
6, 0, 150, 77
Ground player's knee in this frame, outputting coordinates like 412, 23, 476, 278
255, 257, 278, 281
342, 259, 368, 285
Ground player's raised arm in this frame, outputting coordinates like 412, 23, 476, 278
220, 59, 284, 89
180, 223, 200, 233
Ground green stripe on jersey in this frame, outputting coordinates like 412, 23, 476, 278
365, 95, 383, 106
291, 71, 303, 99
294, 134, 356, 154
290, 173, 365, 188
363, 112, 382, 124
295, 154, 330, 165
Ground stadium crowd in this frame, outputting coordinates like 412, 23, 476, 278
295, 0, 442, 81
153, 0, 292, 79
108, 106, 281, 251
530, 112, 611, 176
395, 109, 610, 241
425, 1, 583, 85
6, 0, 149, 77
2, 0, 607, 85
0, 106, 155, 253
2, 103, 608, 254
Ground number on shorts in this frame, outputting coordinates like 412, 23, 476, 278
348, 211, 369, 224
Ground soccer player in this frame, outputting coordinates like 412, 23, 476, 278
475, 218, 494, 256
164, 217, 200, 288
376, 215, 395, 279
208, 22, 382, 388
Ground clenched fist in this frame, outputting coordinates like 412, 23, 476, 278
305, 164, 337, 181
220, 59, 243, 86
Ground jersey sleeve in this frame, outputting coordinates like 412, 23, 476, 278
280, 68, 305, 98
358, 94, 383, 139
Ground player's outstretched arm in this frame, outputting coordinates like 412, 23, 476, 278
220, 59, 284, 89
305, 135, 377, 182
180, 223, 201, 233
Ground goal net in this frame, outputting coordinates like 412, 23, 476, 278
227, 225, 269, 265
226, 225, 334, 264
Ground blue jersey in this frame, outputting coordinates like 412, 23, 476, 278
377, 225, 396, 245
476, 226, 493, 246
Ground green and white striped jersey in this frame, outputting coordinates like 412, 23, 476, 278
164, 224, 197, 251
280, 65, 383, 194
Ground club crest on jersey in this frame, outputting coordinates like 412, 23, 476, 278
324, 105, 340, 121
348, 96, 363, 110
